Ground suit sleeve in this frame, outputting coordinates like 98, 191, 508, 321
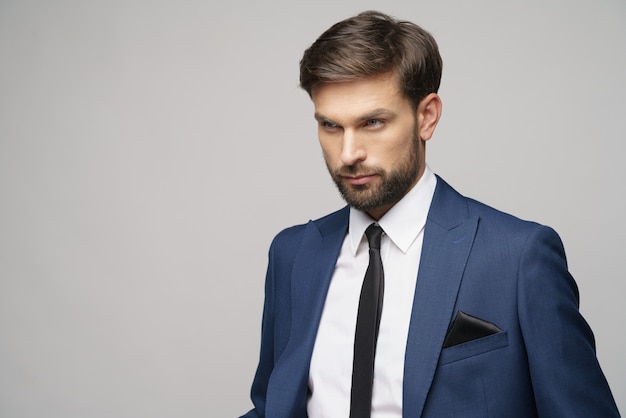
517, 225, 620, 417
240, 241, 278, 418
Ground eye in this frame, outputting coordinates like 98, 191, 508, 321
364, 119, 384, 129
320, 120, 338, 130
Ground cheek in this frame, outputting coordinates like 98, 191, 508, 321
319, 138, 339, 162
376, 135, 414, 164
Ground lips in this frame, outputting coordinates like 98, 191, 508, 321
343, 174, 377, 185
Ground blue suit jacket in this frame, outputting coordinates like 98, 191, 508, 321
242, 177, 619, 417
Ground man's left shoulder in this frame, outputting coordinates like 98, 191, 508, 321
466, 196, 539, 229
435, 176, 560, 242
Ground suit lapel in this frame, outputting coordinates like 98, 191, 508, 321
266, 208, 348, 416
402, 177, 479, 417
289, 212, 348, 353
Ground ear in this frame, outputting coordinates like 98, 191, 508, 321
416, 93, 442, 141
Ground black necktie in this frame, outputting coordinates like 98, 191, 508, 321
350, 223, 384, 418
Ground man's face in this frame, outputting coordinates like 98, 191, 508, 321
312, 74, 425, 220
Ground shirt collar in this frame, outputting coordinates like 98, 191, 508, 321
348, 165, 437, 255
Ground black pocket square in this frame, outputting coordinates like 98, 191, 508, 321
442, 310, 502, 348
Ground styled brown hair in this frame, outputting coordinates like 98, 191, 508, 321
299, 11, 442, 108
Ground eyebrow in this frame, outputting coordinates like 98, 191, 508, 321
313, 112, 332, 123
314, 108, 396, 124
358, 108, 395, 121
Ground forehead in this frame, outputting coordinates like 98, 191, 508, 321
312, 74, 408, 120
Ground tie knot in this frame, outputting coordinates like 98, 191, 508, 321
365, 223, 383, 250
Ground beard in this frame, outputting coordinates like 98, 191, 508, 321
326, 133, 421, 213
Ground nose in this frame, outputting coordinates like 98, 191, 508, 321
340, 130, 366, 166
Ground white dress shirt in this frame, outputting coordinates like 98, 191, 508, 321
307, 166, 437, 417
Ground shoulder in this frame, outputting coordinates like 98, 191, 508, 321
269, 206, 349, 253
469, 196, 566, 260
468, 196, 560, 240
467, 196, 541, 230
435, 176, 562, 249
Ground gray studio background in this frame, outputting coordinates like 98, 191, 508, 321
1, 0, 624, 416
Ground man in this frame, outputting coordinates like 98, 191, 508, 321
241, 11, 620, 418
